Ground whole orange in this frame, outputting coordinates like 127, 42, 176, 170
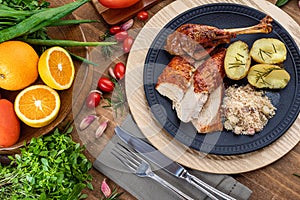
0, 99, 20, 147
0, 41, 39, 91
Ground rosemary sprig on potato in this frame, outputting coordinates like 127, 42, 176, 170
250, 38, 287, 64
247, 64, 290, 89
224, 40, 251, 80
224, 38, 290, 89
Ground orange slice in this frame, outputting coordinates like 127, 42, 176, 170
14, 85, 61, 128
38, 46, 75, 90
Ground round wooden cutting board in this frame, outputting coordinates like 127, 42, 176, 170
125, 0, 300, 174
0, 0, 93, 154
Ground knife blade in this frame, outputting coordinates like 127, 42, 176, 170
115, 126, 236, 200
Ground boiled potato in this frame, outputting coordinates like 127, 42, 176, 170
250, 38, 287, 64
224, 40, 251, 80
247, 64, 290, 89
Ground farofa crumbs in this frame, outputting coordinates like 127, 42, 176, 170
222, 84, 276, 135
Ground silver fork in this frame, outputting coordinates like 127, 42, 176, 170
112, 143, 194, 200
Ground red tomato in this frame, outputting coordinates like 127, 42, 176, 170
137, 11, 149, 21
98, 77, 115, 92
98, 0, 139, 9
86, 91, 102, 108
114, 31, 128, 42
0, 99, 20, 147
123, 36, 134, 53
114, 62, 126, 80
109, 26, 121, 35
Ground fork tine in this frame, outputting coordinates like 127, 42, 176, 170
112, 143, 143, 170
111, 149, 138, 172
115, 143, 144, 165
112, 143, 195, 200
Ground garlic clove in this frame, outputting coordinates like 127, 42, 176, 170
95, 120, 109, 138
79, 114, 98, 131
101, 178, 112, 198
120, 19, 134, 31
108, 67, 117, 80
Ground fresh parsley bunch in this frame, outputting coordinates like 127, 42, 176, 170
0, 0, 49, 11
0, 126, 93, 200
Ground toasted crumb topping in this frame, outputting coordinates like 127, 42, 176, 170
222, 84, 276, 135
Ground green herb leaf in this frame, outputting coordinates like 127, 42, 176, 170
293, 173, 300, 178
0, 0, 116, 56
87, 182, 94, 190
67, 183, 86, 200
103, 79, 127, 117
103, 188, 124, 200
0, 126, 92, 199
276, 0, 289, 7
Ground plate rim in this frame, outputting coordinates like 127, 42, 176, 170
143, 2, 300, 155
125, 0, 300, 174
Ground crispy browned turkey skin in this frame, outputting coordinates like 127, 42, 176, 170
191, 49, 226, 133
156, 56, 195, 103
165, 24, 233, 60
193, 48, 226, 93
176, 48, 226, 124
165, 16, 273, 60
156, 48, 226, 126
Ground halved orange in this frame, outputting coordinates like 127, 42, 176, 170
14, 85, 61, 128
38, 46, 75, 90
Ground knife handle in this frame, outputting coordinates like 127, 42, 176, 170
149, 172, 194, 200
184, 172, 236, 200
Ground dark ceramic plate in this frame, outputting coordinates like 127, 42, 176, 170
143, 3, 300, 155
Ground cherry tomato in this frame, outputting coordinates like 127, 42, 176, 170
137, 11, 149, 21
109, 26, 121, 35
98, 0, 140, 9
114, 62, 126, 80
98, 77, 115, 92
114, 31, 128, 42
86, 91, 102, 108
123, 36, 134, 53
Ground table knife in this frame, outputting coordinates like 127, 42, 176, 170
115, 126, 236, 200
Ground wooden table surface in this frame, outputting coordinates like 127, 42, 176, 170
70, 0, 300, 199
69, 0, 300, 199
3, 0, 299, 199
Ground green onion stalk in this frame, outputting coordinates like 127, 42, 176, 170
0, 0, 116, 64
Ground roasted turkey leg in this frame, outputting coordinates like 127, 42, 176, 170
224, 15, 273, 35
165, 16, 273, 60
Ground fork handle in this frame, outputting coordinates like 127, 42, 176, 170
183, 172, 236, 200
149, 172, 193, 200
